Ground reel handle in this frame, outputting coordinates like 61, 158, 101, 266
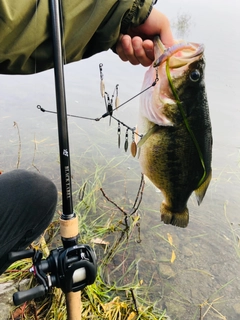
13, 284, 46, 306
8, 250, 35, 263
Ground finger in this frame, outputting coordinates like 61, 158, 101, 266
160, 20, 174, 48
142, 40, 154, 61
156, 11, 174, 48
132, 37, 153, 67
115, 35, 128, 61
118, 35, 140, 65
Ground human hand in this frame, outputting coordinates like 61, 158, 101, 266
116, 8, 174, 67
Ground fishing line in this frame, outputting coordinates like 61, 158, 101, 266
165, 59, 207, 187
37, 105, 101, 121
111, 82, 157, 113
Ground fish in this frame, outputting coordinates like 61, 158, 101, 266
137, 36, 212, 228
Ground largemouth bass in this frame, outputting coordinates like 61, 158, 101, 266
138, 37, 212, 228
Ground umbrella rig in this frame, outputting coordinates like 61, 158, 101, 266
37, 63, 159, 157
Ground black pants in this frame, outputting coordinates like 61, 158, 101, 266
0, 169, 57, 274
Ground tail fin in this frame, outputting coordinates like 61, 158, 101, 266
160, 202, 189, 228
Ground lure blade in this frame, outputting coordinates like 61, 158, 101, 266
124, 129, 129, 152
100, 80, 105, 97
124, 140, 128, 152
115, 96, 119, 110
115, 84, 119, 110
131, 129, 137, 157
118, 134, 121, 148
131, 141, 137, 157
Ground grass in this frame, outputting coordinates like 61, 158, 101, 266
3, 170, 234, 320
1, 164, 238, 319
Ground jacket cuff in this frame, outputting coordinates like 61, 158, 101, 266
120, 0, 154, 34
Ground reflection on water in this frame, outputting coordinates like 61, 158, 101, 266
0, 0, 240, 319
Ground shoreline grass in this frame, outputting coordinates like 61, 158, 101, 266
1, 164, 169, 320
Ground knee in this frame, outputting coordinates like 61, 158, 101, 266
7, 169, 58, 223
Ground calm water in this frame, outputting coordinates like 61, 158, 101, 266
0, 1, 240, 319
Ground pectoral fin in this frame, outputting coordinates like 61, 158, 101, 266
195, 170, 212, 205
137, 124, 159, 147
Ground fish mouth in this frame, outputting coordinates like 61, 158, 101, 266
153, 37, 204, 68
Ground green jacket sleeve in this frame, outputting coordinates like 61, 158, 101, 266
0, 0, 153, 75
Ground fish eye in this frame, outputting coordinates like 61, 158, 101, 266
189, 69, 201, 82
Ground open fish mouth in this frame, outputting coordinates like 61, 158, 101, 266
153, 38, 204, 68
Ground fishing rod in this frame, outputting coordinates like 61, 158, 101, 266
9, 1, 97, 318
49, 1, 94, 318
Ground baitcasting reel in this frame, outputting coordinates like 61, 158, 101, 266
9, 244, 97, 306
